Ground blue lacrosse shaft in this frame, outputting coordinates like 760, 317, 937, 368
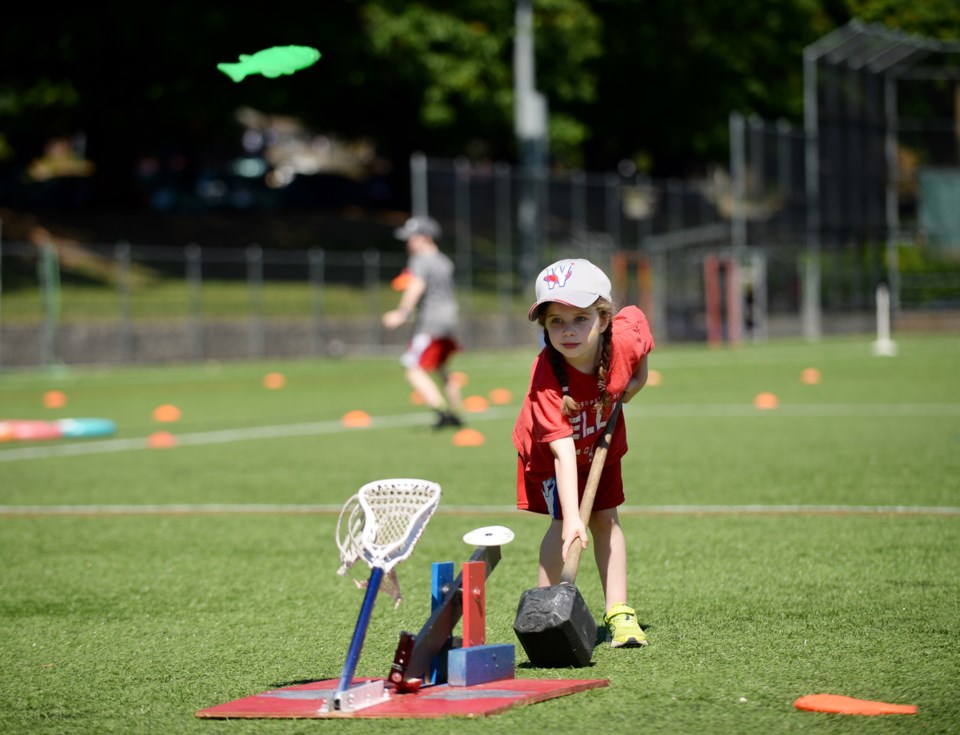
334, 566, 384, 707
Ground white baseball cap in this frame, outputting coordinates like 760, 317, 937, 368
527, 258, 612, 321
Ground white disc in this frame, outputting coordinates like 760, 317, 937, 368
463, 525, 515, 546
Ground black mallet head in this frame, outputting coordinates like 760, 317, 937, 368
513, 582, 597, 668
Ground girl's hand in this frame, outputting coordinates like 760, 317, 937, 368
560, 517, 588, 562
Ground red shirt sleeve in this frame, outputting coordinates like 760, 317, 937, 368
512, 352, 572, 470
613, 306, 654, 372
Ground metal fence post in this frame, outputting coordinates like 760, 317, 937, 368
730, 111, 748, 343
667, 179, 682, 232
411, 151, 429, 217
495, 161, 514, 344
803, 46, 823, 341
308, 247, 325, 354
651, 250, 668, 343
116, 241, 133, 362
605, 172, 621, 249
364, 248, 381, 351
186, 243, 203, 360
637, 174, 652, 248
39, 240, 60, 368
777, 118, 794, 237
571, 170, 586, 241
454, 157, 473, 349
247, 244, 264, 358
883, 73, 901, 319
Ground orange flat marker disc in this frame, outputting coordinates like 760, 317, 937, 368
753, 392, 779, 409
647, 369, 662, 387
43, 390, 67, 409
488, 387, 513, 405
153, 404, 182, 422
409, 390, 426, 406
147, 431, 178, 449
801, 367, 821, 385
462, 395, 489, 413
794, 694, 917, 716
450, 371, 469, 388
452, 428, 485, 447
263, 372, 286, 390
341, 410, 372, 428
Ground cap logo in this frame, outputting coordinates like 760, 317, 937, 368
542, 262, 575, 291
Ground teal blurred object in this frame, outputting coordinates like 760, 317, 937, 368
57, 418, 117, 439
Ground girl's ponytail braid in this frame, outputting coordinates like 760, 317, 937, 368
595, 324, 613, 417
544, 328, 578, 417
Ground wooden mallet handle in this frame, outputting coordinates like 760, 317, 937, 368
559, 401, 622, 584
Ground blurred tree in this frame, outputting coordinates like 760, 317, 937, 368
846, 0, 960, 41
360, 0, 601, 165
0, 0, 956, 209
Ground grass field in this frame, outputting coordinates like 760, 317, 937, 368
1, 333, 958, 734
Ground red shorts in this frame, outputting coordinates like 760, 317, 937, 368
516, 455, 624, 519
402, 334, 460, 371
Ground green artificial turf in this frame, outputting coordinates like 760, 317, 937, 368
1, 333, 958, 733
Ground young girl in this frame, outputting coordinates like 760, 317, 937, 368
513, 258, 654, 648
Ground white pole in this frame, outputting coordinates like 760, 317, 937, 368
872, 282, 897, 356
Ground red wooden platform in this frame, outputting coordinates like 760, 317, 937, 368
196, 676, 608, 719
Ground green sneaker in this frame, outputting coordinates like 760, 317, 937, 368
604, 603, 648, 648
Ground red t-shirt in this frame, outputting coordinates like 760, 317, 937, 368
513, 306, 654, 513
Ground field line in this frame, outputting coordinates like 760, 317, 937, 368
0, 408, 514, 462
1, 403, 957, 464
1, 503, 957, 517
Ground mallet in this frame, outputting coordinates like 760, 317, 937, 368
513, 401, 622, 667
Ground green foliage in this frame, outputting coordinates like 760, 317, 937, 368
897, 243, 960, 306
847, 0, 960, 39
362, 0, 601, 158
1, 1, 958, 196
899, 243, 960, 274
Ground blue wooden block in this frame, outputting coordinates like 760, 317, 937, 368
429, 562, 456, 685
447, 644, 515, 687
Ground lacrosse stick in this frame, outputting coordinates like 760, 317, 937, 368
332, 478, 441, 711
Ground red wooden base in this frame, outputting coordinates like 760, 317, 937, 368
196, 676, 608, 719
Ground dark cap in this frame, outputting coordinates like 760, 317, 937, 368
394, 216, 441, 241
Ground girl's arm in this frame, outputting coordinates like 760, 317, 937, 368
622, 354, 649, 403
549, 436, 588, 561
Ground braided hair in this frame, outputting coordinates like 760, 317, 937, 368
537, 298, 615, 418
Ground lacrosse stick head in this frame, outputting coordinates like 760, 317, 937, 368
335, 479, 441, 604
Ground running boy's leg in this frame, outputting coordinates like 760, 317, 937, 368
404, 365, 446, 410
401, 334, 462, 427
437, 366, 463, 415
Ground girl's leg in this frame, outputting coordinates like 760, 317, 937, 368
588, 508, 628, 610
590, 507, 647, 647
537, 520, 564, 587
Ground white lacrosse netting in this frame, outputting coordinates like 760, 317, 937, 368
336, 478, 441, 606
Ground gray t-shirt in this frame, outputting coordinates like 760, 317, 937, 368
409, 250, 458, 338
